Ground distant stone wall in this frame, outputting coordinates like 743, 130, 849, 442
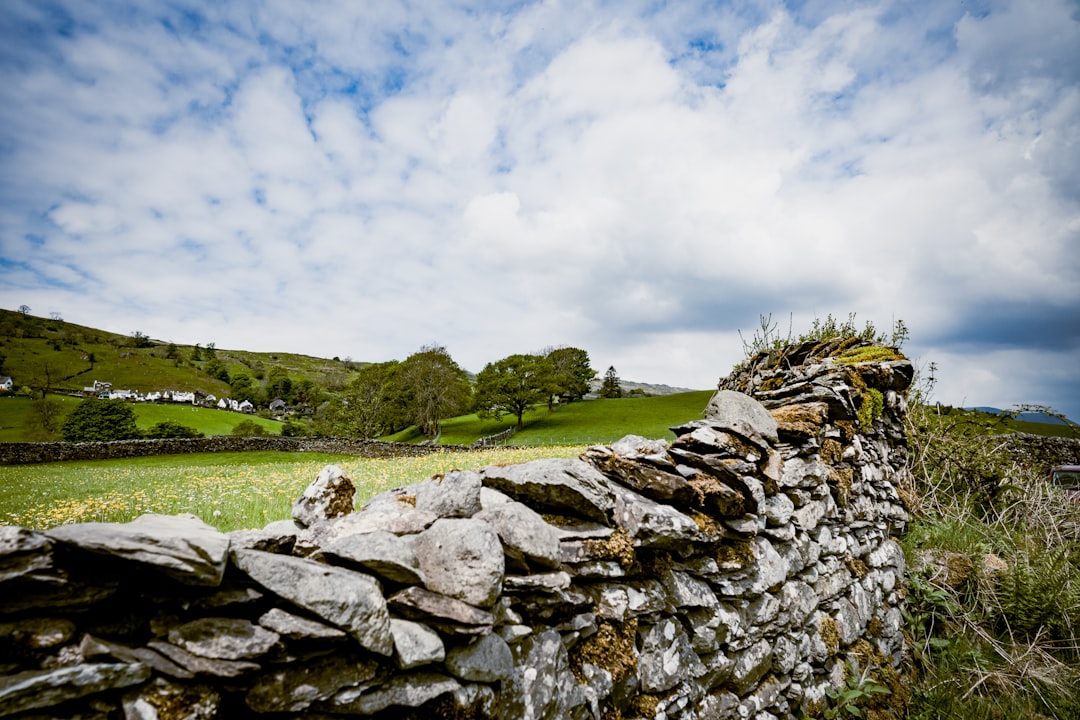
0, 437, 473, 465
0, 341, 912, 719
1001, 432, 1080, 471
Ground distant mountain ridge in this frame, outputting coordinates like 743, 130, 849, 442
966, 407, 1076, 426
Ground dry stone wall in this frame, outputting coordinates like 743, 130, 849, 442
0, 438, 473, 466
0, 341, 913, 719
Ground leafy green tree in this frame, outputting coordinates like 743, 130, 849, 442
265, 367, 294, 404
129, 331, 153, 348
145, 421, 203, 438
0, 349, 7, 372
339, 361, 410, 438
191, 344, 203, 361
229, 374, 258, 404
600, 366, 623, 398
62, 399, 142, 442
231, 420, 267, 437
205, 358, 229, 383
474, 354, 553, 429
545, 346, 596, 405
26, 398, 65, 440
399, 345, 471, 438
280, 420, 309, 436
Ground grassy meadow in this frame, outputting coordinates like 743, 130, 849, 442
0, 394, 282, 441
389, 390, 715, 446
0, 446, 587, 532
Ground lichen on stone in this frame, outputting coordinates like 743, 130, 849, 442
856, 388, 885, 431
582, 527, 635, 569
569, 618, 639, 686
819, 615, 841, 656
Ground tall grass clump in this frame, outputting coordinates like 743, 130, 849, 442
902, 371, 1080, 719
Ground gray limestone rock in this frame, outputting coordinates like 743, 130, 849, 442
318, 530, 425, 585
637, 618, 705, 693
390, 618, 445, 669
500, 629, 586, 720
663, 569, 719, 608
475, 501, 561, 571
387, 586, 495, 635
0, 663, 151, 716
0, 617, 75, 651
147, 641, 259, 678
731, 639, 773, 695
298, 506, 439, 552
480, 458, 615, 523
79, 635, 194, 680
445, 633, 514, 682
609, 483, 701, 549
257, 608, 347, 640
245, 653, 381, 713
704, 390, 780, 445
45, 513, 230, 586
413, 518, 504, 608
0, 526, 53, 583
414, 469, 483, 518
326, 671, 460, 715
227, 520, 299, 554
167, 617, 279, 660
232, 549, 393, 656
291, 464, 356, 528
583, 441, 696, 506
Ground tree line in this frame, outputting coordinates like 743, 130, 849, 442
11, 337, 624, 442
315, 345, 605, 439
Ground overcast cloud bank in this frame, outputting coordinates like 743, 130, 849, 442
1, 0, 1078, 419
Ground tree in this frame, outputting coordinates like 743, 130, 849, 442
231, 420, 267, 437
205, 358, 229, 383
130, 331, 153, 348
399, 345, 471, 438
62, 399, 141, 442
27, 360, 58, 398
229, 374, 258, 404
145, 421, 203, 439
49, 311, 63, 322
27, 398, 65, 440
545, 347, 596, 405
18, 305, 30, 316
474, 354, 553, 430
600, 366, 623, 398
191, 344, 203, 362
339, 361, 410, 438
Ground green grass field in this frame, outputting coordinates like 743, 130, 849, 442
391, 390, 716, 446
0, 395, 282, 441
0, 446, 587, 532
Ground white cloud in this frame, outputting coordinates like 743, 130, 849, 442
1, 0, 1078, 420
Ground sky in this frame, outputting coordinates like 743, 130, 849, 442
1, 0, 1078, 421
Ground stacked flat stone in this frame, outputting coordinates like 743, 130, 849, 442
0, 344, 912, 719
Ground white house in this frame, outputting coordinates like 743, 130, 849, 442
238, 400, 255, 413
109, 389, 137, 400
172, 391, 196, 404
0, 376, 13, 391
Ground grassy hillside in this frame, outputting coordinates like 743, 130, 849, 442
0, 308, 362, 397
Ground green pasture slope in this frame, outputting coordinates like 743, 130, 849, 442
0, 395, 281, 441
425, 390, 716, 446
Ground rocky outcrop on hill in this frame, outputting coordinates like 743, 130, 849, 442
0, 341, 912, 719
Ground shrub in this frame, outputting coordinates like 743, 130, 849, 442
231, 420, 267, 437
61, 399, 141, 442
144, 420, 204, 439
